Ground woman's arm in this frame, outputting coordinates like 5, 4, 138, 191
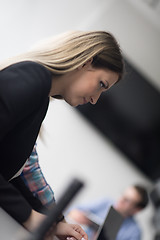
23, 210, 88, 240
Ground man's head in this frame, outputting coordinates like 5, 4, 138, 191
115, 185, 149, 218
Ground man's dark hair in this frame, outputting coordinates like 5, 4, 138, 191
133, 185, 149, 209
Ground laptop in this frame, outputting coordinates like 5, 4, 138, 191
66, 205, 124, 240
95, 206, 124, 240
0, 178, 84, 240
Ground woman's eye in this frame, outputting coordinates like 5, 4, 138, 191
100, 81, 108, 89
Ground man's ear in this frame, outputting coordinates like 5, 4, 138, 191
78, 58, 93, 70
132, 207, 142, 215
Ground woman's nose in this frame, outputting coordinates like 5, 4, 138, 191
90, 93, 101, 105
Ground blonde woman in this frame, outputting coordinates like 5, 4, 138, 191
0, 30, 124, 240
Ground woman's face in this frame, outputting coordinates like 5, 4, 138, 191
62, 66, 119, 107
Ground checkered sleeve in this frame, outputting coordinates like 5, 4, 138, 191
21, 144, 55, 208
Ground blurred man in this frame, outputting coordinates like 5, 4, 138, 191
67, 185, 149, 240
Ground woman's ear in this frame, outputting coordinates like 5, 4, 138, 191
78, 58, 93, 70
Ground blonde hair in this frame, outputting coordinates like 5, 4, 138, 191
0, 30, 124, 79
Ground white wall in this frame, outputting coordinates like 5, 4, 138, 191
0, 0, 158, 239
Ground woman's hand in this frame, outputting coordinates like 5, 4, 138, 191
55, 221, 88, 240
23, 209, 56, 240
23, 209, 46, 232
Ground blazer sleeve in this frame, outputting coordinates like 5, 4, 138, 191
0, 174, 32, 223
0, 61, 52, 223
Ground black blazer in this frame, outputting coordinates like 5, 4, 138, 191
0, 61, 52, 223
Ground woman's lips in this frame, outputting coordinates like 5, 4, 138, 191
83, 97, 88, 104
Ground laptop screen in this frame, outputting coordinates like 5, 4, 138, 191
95, 206, 124, 240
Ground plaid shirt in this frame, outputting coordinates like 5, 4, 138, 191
21, 144, 55, 207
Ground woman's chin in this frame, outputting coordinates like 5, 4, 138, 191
64, 99, 77, 107
72, 103, 79, 107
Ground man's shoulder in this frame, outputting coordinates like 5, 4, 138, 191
100, 197, 115, 206
118, 217, 141, 240
124, 217, 141, 234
